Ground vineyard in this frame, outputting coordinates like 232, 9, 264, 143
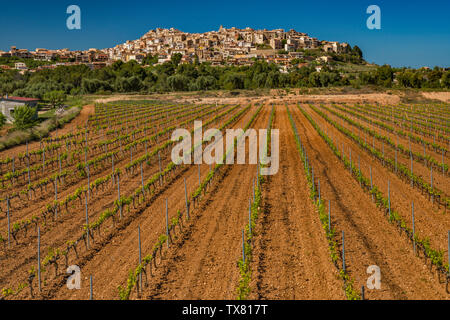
0, 100, 449, 300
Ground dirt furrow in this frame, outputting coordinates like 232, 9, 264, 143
291, 105, 448, 300
250, 105, 344, 300
139, 106, 269, 300
305, 104, 450, 258
42, 105, 258, 300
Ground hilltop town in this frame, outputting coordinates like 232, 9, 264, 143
107, 26, 350, 65
0, 26, 351, 72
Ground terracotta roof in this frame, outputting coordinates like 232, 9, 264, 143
1, 96, 39, 102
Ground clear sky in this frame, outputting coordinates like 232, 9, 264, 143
0, 0, 449, 68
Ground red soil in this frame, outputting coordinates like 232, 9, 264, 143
1, 101, 448, 300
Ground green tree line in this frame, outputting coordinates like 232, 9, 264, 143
0, 53, 449, 99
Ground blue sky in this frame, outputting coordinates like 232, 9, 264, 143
0, 0, 449, 68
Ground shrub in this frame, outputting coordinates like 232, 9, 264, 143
12, 105, 37, 130
0, 112, 6, 129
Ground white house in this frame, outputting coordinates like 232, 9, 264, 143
0, 96, 39, 123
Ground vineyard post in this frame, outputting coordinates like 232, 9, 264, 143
85, 191, 89, 249
42, 148, 45, 173
55, 176, 58, 219
58, 152, 62, 176
90, 275, 93, 300
318, 179, 321, 203
12, 156, 15, 175
349, 149, 352, 173
158, 151, 162, 186
27, 152, 31, 186
395, 148, 398, 173
252, 179, 255, 202
410, 152, 413, 187
328, 200, 331, 232
409, 136, 411, 154
242, 230, 245, 263
112, 154, 115, 185
311, 167, 315, 193
7, 196, 10, 248
117, 174, 122, 219
87, 163, 91, 201
248, 198, 252, 236
442, 150, 445, 176
361, 286, 365, 300
38, 227, 41, 292
165, 198, 169, 248
184, 178, 189, 220
430, 167, 433, 204
412, 201, 416, 255
342, 231, 345, 273
257, 162, 260, 188
138, 226, 142, 295
423, 143, 426, 167
198, 165, 201, 187
358, 156, 361, 187
388, 181, 391, 220
140, 162, 144, 197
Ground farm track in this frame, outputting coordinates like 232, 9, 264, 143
0, 105, 95, 160
322, 104, 450, 197
0, 104, 242, 298
250, 105, 344, 300
136, 106, 269, 300
291, 105, 448, 299
42, 105, 258, 300
304, 104, 450, 257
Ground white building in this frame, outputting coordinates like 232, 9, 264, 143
0, 96, 39, 123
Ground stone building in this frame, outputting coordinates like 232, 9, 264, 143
0, 96, 39, 123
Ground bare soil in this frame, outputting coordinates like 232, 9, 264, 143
1, 97, 448, 300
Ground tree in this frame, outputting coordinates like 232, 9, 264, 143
352, 46, 363, 59
308, 72, 321, 87
375, 65, 394, 87
142, 54, 158, 66
43, 90, 66, 108
167, 74, 190, 91
222, 73, 244, 90
12, 105, 37, 130
0, 112, 6, 129
441, 71, 450, 88
171, 53, 182, 67
195, 76, 217, 90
